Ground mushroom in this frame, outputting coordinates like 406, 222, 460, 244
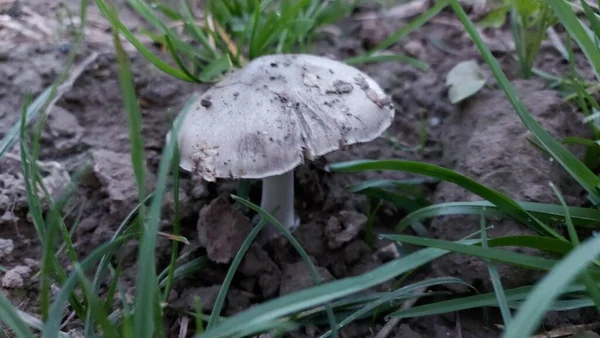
169, 54, 394, 242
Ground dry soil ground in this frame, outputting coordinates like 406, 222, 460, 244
1, 0, 599, 337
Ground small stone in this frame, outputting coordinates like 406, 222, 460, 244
0, 238, 14, 259
23, 258, 38, 267
376, 243, 401, 262
47, 106, 83, 138
404, 40, 425, 58
190, 182, 208, 199
0, 211, 18, 225
2, 265, 31, 289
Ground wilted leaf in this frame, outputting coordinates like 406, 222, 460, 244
446, 60, 487, 103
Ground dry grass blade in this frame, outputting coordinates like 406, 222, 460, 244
179, 316, 190, 338
530, 323, 600, 338
374, 287, 427, 338
0, 14, 46, 40
213, 20, 245, 64
17, 310, 70, 338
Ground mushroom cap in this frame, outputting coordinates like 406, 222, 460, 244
173, 53, 395, 181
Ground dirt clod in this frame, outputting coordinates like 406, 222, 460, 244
88, 148, 155, 219
325, 210, 367, 249
226, 288, 254, 315
279, 262, 334, 296
0, 238, 14, 258
240, 243, 281, 298
197, 197, 252, 263
2, 265, 31, 288
175, 285, 221, 312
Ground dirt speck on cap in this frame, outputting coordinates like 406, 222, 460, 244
191, 143, 219, 181
279, 262, 334, 296
325, 210, 367, 249
325, 80, 354, 95
197, 197, 252, 264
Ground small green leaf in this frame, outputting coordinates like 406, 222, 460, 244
199, 55, 233, 82
446, 60, 487, 103
478, 5, 510, 29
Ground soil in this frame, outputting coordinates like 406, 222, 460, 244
1, 1, 599, 337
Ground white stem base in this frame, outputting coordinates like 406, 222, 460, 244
259, 170, 297, 242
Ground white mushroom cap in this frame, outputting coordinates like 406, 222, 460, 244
173, 54, 394, 181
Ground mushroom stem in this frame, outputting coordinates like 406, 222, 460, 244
259, 169, 296, 240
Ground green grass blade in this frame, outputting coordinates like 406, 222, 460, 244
207, 221, 265, 330
389, 283, 591, 319
164, 35, 201, 82
480, 215, 512, 325
180, 0, 219, 59
162, 132, 182, 302
346, 178, 436, 193
230, 195, 339, 338
396, 200, 600, 232
198, 55, 232, 82
581, 0, 600, 41
91, 193, 153, 296
383, 234, 556, 271
74, 264, 120, 338
502, 235, 600, 338
43, 234, 135, 338
114, 23, 147, 211
131, 80, 190, 338
449, 0, 600, 202
486, 236, 572, 256
328, 159, 564, 239
95, 0, 195, 82
0, 88, 52, 158
545, 0, 600, 81
357, 188, 430, 214
550, 182, 600, 311
345, 0, 448, 63
158, 257, 209, 287
320, 277, 469, 338
0, 295, 36, 338
345, 53, 428, 71
196, 240, 479, 338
